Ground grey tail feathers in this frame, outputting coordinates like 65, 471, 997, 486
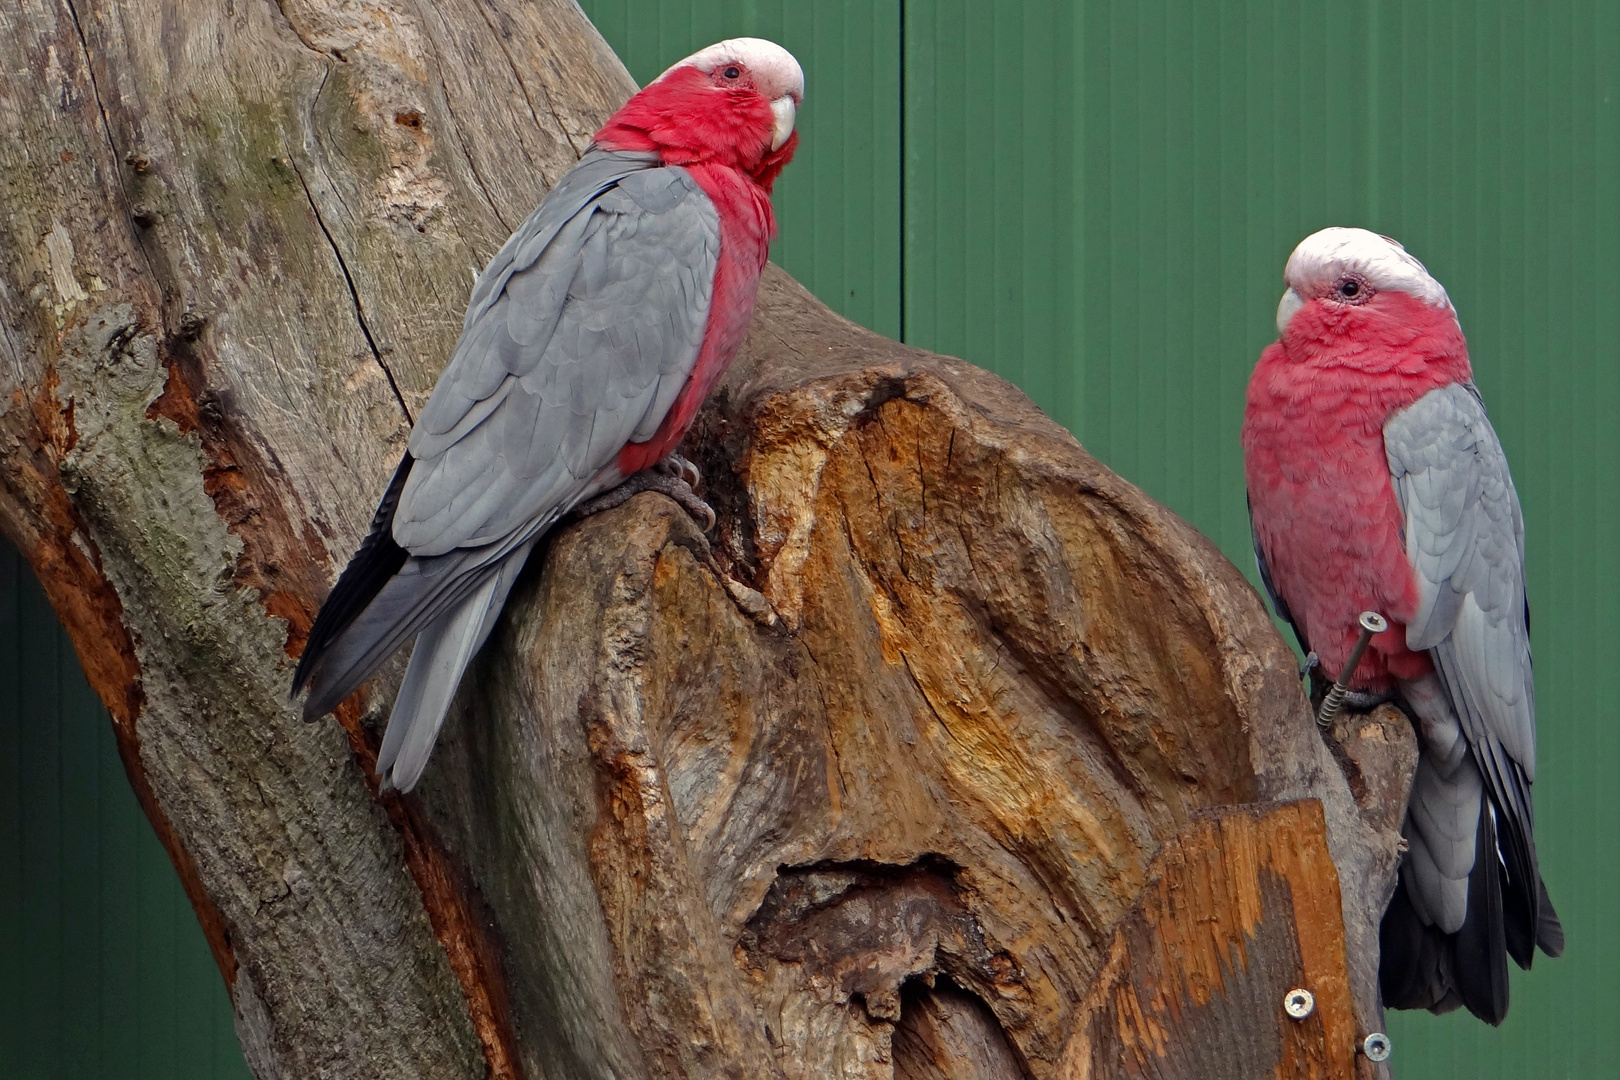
375, 538, 536, 792
292, 454, 413, 704
1380, 789, 1563, 1025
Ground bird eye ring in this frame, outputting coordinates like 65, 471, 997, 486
1333, 274, 1373, 304
722, 65, 742, 80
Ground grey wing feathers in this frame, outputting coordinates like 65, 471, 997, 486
1384, 382, 1548, 964
398, 155, 721, 557
1385, 383, 1535, 784
300, 149, 723, 791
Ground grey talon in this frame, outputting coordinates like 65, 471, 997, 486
572, 467, 716, 533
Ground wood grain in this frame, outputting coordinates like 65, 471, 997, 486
0, 3, 1412, 1076
1056, 802, 1356, 1080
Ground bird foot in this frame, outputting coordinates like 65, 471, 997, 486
654, 452, 702, 489
1299, 651, 1320, 681
573, 456, 716, 533
1339, 688, 1395, 711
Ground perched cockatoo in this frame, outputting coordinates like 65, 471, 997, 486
1242, 227, 1562, 1024
293, 39, 804, 791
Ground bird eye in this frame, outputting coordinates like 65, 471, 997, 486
1333, 274, 1372, 304
722, 65, 742, 80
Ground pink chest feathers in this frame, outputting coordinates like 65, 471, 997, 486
1242, 292, 1471, 688
616, 163, 775, 475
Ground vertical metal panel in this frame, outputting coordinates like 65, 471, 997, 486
576, 0, 903, 338
2, 2, 1613, 1074
902, 2, 1075, 417
1363, 2, 1620, 1074
905, 2, 1619, 1073
0, 542, 250, 1080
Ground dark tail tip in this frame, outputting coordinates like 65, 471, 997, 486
291, 454, 414, 705
1452, 799, 1511, 1024
1380, 884, 1462, 1014
1536, 878, 1565, 958
1383, 800, 1520, 1025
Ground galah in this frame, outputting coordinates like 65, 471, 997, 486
1242, 227, 1562, 1024
292, 38, 804, 792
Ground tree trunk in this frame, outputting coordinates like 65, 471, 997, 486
0, 2, 1413, 1078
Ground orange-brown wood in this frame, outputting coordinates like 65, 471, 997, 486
1057, 802, 1359, 1080
0, 0, 1414, 1074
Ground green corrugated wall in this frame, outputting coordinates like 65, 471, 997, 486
0, 542, 251, 1079
583, 2, 1619, 1074
2, 2, 1614, 1076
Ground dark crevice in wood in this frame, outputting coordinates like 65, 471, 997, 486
286, 138, 413, 425
893, 979, 1033, 1080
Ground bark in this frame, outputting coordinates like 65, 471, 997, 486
0, 2, 1414, 1078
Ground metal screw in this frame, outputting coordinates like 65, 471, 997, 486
1316, 611, 1388, 729
1283, 988, 1315, 1019
1361, 1032, 1392, 1062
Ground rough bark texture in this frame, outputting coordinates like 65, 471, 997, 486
0, 1, 1414, 1078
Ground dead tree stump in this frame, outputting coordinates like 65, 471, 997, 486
0, 1, 1414, 1076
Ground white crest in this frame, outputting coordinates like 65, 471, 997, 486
1283, 227, 1454, 312
658, 38, 805, 105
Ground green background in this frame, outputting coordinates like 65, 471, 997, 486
0, 545, 250, 1079
2, 1, 1614, 1076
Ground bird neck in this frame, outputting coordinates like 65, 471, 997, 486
1265, 292, 1474, 419
594, 67, 797, 192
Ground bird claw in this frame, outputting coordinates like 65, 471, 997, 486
655, 452, 702, 489
1340, 688, 1394, 711
572, 464, 716, 533
654, 472, 716, 532
1299, 652, 1320, 681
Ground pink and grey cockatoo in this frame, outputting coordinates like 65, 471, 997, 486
291, 39, 804, 791
1242, 228, 1563, 1024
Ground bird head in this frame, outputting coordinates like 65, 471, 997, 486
1274, 227, 1459, 340
594, 38, 804, 191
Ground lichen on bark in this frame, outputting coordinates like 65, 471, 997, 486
0, 3, 1410, 1078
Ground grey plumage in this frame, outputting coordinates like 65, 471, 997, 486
1381, 381, 1561, 1021
294, 148, 722, 792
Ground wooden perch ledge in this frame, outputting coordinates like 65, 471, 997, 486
0, 1, 1416, 1076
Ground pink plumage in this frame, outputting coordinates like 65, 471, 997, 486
1244, 288, 1469, 688
594, 56, 799, 476
1243, 227, 1561, 1025
293, 39, 804, 793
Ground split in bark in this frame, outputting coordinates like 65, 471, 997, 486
0, 2, 1414, 1077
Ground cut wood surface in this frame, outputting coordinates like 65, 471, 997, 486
0, 1, 1414, 1077
1057, 802, 1355, 1080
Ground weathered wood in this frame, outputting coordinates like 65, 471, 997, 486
1056, 802, 1356, 1080
0, 0, 627, 1074
0, 1, 1414, 1077
413, 301, 1411, 1077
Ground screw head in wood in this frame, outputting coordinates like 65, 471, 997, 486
1362, 1032, 1392, 1061
1283, 988, 1315, 1019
